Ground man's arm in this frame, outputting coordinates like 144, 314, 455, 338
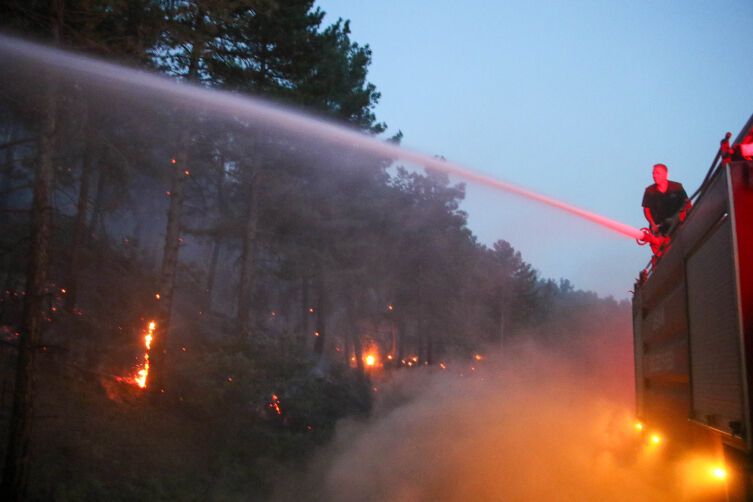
679, 199, 692, 222
643, 207, 658, 233
678, 184, 692, 222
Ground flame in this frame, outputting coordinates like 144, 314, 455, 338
362, 348, 380, 369
117, 319, 156, 389
145, 321, 155, 349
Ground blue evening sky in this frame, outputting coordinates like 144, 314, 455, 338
317, 0, 753, 298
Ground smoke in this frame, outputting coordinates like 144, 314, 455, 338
275, 325, 720, 501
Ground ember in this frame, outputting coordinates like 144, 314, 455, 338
269, 394, 283, 415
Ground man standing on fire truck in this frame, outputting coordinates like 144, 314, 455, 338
642, 163, 691, 236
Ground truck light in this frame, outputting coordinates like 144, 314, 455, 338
649, 433, 662, 445
710, 466, 727, 481
634, 421, 644, 432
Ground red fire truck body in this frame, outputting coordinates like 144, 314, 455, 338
633, 115, 753, 498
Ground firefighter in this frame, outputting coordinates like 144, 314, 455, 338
642, 163, 691, 236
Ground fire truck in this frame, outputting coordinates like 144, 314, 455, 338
633, 114, 753, 500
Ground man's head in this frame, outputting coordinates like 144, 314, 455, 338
652, 163, 668, 185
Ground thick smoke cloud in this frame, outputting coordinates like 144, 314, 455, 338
276, 326, 720, 501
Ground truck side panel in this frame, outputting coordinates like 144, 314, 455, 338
687, 216, 744, 434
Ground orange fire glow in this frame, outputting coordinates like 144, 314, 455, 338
117, 320, 156, 389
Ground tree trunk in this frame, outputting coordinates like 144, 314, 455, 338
300, 273, 310, 344
87, 164, 107, 241
64, 112, 95, 313
396, 317, 406, 367
0, 75, 57, 502
348, 306, 365, 377
149, 29, 204, 393
236, 171, 259, 340
204, 154, 227, 313
388, 309, 397, 367
204, 237, 221, 313
312, 270, 326, 355
0, 129, 15, 215
344, 329, 351, 366
149, 129, 190, 395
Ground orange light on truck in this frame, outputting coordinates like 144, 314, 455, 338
649, 433, 662, 445
710, 466, 727, 481
634, 421, 644, 432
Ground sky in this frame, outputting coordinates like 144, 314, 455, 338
317, 0, 753, 298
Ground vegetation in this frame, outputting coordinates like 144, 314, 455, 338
0, 1, 628, 500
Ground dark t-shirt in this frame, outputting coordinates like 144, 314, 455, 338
642, 181, 688, 234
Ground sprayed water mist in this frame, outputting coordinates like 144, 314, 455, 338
0, 33, 643, 241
